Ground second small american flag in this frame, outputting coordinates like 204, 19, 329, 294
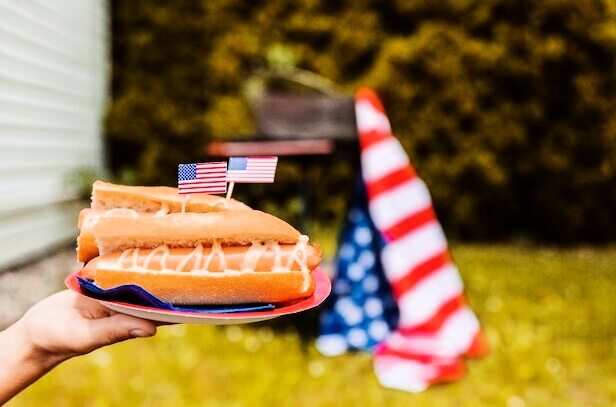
227, 156, 278, 183
178, 162, 227, 195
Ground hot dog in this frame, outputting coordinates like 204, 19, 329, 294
81, 243, 321, 304
77, 181, 322, 305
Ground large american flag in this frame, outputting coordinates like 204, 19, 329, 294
317, 87, 487, 393
178, 162, 227, 195
227, 156, 278, 183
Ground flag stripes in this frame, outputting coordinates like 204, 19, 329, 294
390, 251, 451, 299
361, 138, 409, 182
178, 162, 227, 195
355, 87, 487, 392
384, 206, 436, 242
398, 295, 466, 335
366, 166, 416, 199
396, 266, 463, 327
368, 179, 433, 231
227, 156, 278, 183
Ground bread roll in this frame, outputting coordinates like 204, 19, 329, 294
92, 211, 301, 255
91, 180, 250, 213
77, 178, 252, 262
76, 181, 322, 305
77, 208, 159, 262
89, 268, 315, 305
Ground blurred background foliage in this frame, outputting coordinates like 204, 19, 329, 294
107, 0, 616, 243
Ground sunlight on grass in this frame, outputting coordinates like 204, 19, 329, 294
8, 245, 616, 406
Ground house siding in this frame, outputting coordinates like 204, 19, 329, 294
0, 0, 108, 268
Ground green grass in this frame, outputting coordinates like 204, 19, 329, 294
8, 244, 616, 406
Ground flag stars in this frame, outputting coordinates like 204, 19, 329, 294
335, 298, 363, 325
362, 275, 380, 293
364, 297, 384, 318
316, 334, 348, 357
368, 320, 390, 341
320, 202, 398, 354
338, 243, 356, 260
347, 328, 369, 348
354, 227, 373, 246
348, 263, 366, 281
178, 164, 196, 180
358, 251, 376, 268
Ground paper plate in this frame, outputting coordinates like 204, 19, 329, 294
65, 268, 331, 325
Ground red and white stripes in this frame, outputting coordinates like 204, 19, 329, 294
356, 87, 487, 392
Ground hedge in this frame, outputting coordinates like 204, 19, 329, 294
107, 0, 616, 243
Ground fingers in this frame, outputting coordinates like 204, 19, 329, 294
84, 314, 157, 351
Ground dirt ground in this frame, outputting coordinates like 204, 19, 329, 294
0, 247, 80, 328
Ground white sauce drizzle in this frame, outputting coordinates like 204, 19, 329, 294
286, 235, 311, 291
131, 248, 140, 268
155, 202, 170, 217
270, 242, 284, 271
103, 208, 139, 218
240, 241, 283, 272
240, 241, 264, 272
213, 199, 228, 210
85, 208, 139, 230
175, 244, 203, 272
143, 245, 169, 269
202, 242, 227, 271
99, 237, 311, 287
116, 248, 132, 268
83, 213, 101, 229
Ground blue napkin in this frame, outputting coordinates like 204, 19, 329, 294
77, 276, 275, 313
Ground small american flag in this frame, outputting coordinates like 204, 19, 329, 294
227, 156, 278, 183
178, 162, 227, 195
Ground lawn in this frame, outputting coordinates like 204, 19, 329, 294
8, 244, 616, 406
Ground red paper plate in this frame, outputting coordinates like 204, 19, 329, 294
65, 268, 331, 325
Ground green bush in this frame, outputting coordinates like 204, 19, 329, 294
107, 0, 616, 242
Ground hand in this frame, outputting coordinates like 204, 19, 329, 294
16, 290, 158, 364
0, 290, 158, 404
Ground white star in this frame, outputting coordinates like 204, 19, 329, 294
354, 227, 372, 246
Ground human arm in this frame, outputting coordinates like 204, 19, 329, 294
0, 290, 157, 404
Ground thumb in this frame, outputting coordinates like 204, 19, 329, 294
85, 314, 157, 350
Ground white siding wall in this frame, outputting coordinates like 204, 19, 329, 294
0, 0, 108, 268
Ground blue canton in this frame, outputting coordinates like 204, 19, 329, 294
178, 163, 197, 180
228, 157, 248, 171
317, 177, 399, 355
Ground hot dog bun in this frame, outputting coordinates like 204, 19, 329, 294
91, 180, 250, 212
77, 180, 252, 262
77, 208, 159, 262
86, 268, 314, 305
92, 211, 301, 256
77, 181, 322, 305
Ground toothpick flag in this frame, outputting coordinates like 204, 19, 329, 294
227, 156, 278, 183
178, 162, 227, 195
